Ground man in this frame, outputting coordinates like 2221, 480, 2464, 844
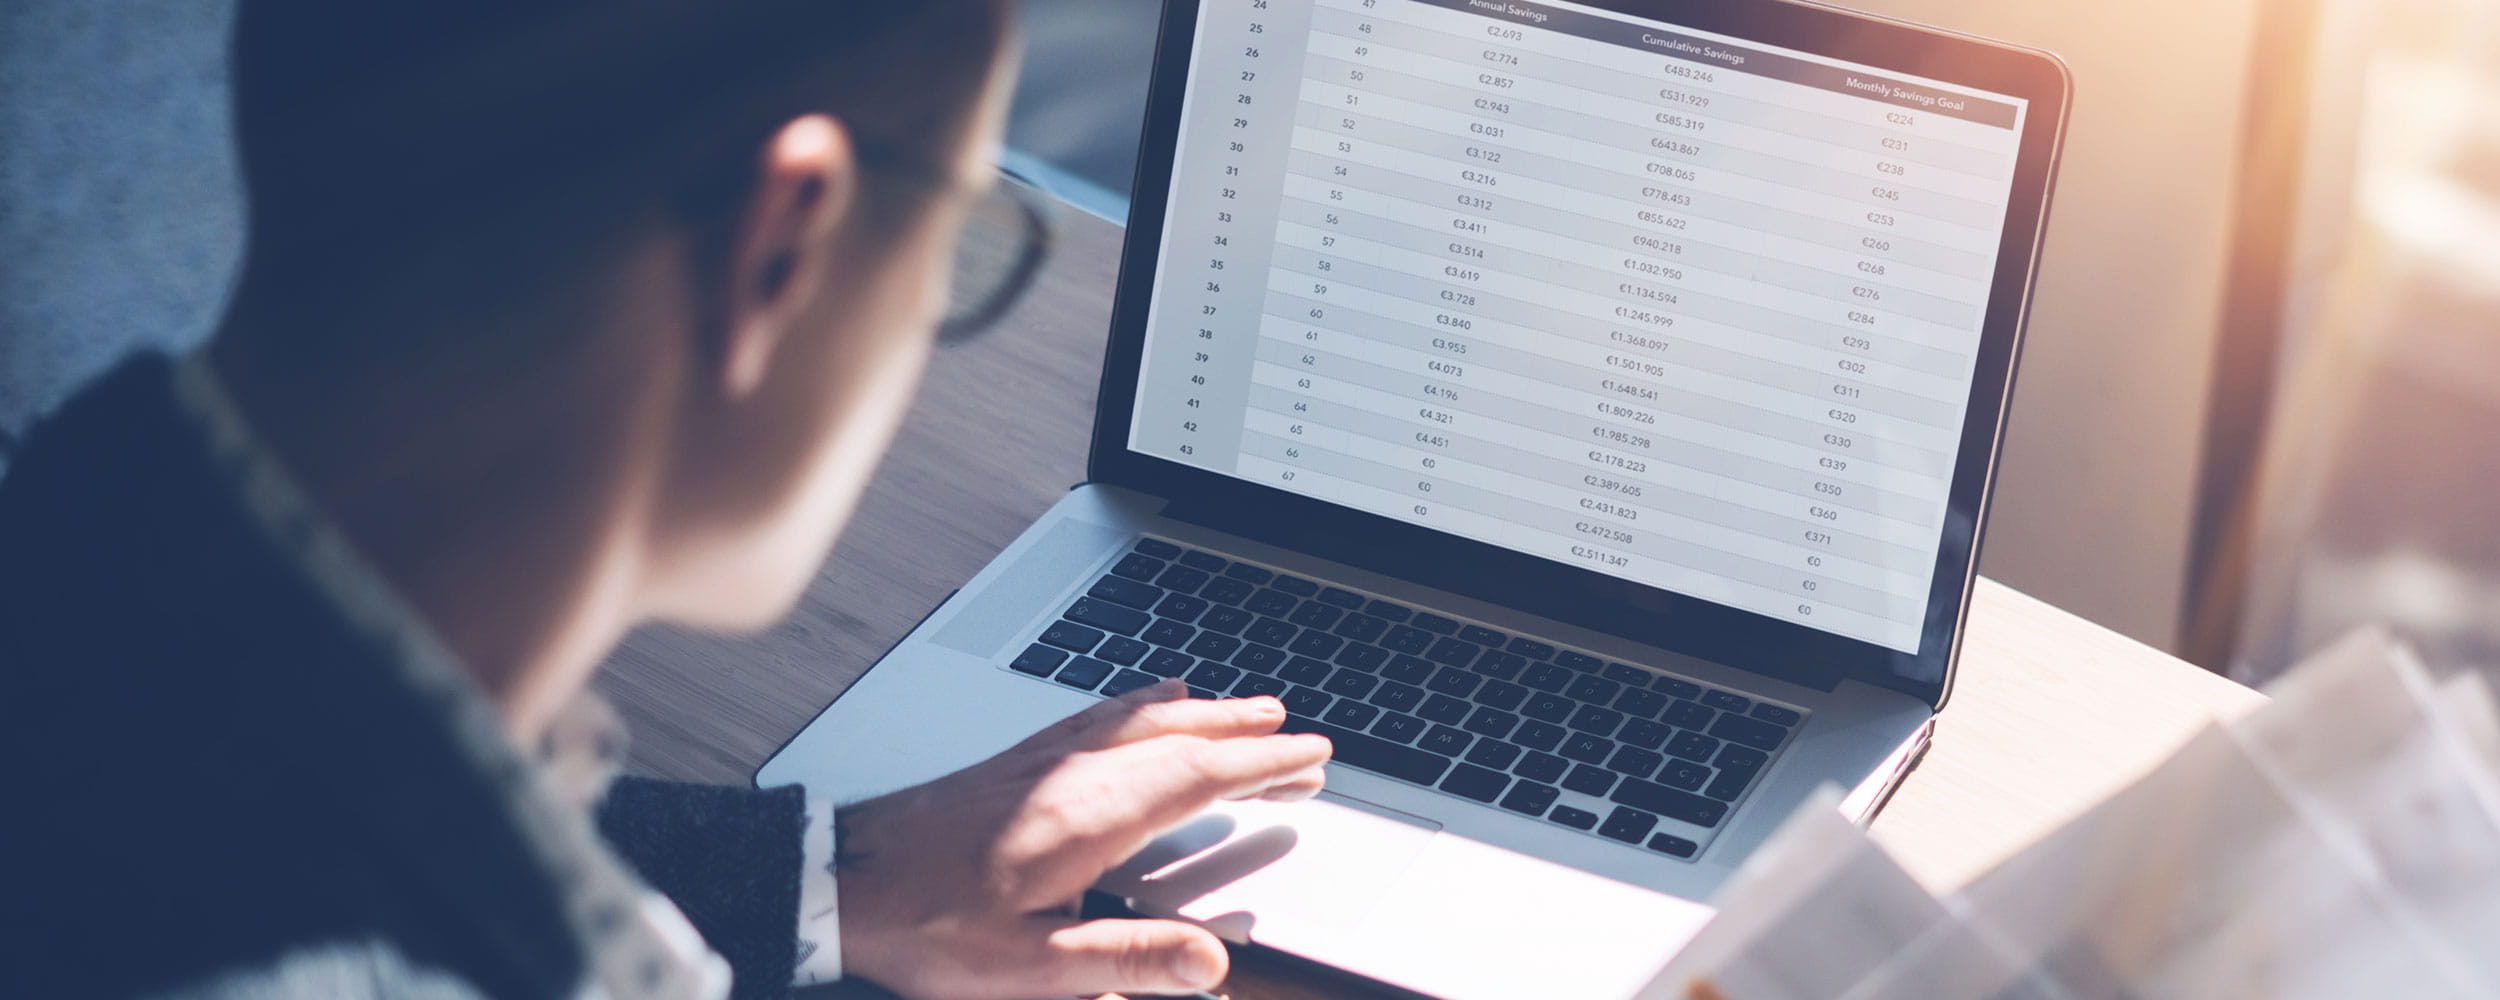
0, 2, 1333, 999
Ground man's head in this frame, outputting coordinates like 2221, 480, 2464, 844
214, 0, 1020, 725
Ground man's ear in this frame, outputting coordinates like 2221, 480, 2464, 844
718, 114, 858, 399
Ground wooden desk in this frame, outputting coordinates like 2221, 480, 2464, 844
595, 207, 2265, 998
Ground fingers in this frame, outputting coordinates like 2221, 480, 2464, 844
1078, 692, 1289, 750
1030, 917, 1228, 997
1106, 731, 1336, 835
1007, 679, 1188, 756
1244, 761, 1329, 803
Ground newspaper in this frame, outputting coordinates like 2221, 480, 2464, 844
1639, 630, 2500, 1000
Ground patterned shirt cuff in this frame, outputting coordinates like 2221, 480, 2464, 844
795, 798, 844, 986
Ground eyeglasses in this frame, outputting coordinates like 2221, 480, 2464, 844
936, 167, 1057, 345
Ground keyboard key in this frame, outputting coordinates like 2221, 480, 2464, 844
1706, 745, 1769, 802
1614, 688, 1669, 720
1287, 630, 1345, 658
1186, 660, 1242, 691
1661, 699, 1714, 729
1520, 662, 1573, 693
1608, 746, 1665, 778
1279, 716, 1449, 785
1599, 806, 1660, 844
1651, 675, 1703, 699
1010, 643, 1068, 676
1549, 806, 1600, 830
1610, 778, 1729, 828
1134, 538, 1184, 559
1270, 575, 1320, 597
1287, 601, 1344, 630
1555, 651, 1604, 673
1095, 636, 1150, 667
1700, 690, 1752, 714
1617, 719, 1673, 750
1411, 612, 1460, 634
1500, 781, 1560, 816
1512, 720, 1568, 752
1658, 761, 1710, 791
1565, 675, 1621, 704
1560, 733, 1615, 765
1110, 552, 1166, 581
1364, 599, 1411, 622
1462, 707, 1520, 739
1102, 669, 1163, 696
1562, 763, 1616, 795
1197, 606, 1253, 635
1418, 694, 1472, 724
1425, 667, 1481, 699
1425, 637, 1483, 668
1382, 655, 1435, 685
1317, 586, 1368, 609
1322, 671, 1379, 699
1666, 731, 1721, 763
1198, 577, 1252, 606
1370, 712, 1426, 744
1232, 673, 1288, 699
1709, 713, 1787, 752
1647, 833, 1700, 858
1331, 613, 1388, 643
1370, 681, 1426, 713
1090, 575, 1165, 610
1055, 656, 1115, 690
1184, 632, 1242, 661
1279, 656, 1332, 686
1458, 625, 1508, 647
1750, 703, 1804, 727
1475, 680, 1529, 711
1332, 642, 1388, 672
1465, 739, 1523, 769
1224, 562, 1274, 584
1143, 618, 1195, 649
1441, 764, 1509, 803
1244, 589, 1298, 618
1602, 663, 1651, 686
1066, 598, 1149, 636
1418, 724, 1473, 757
1243, 617, 1296, 647
1041, 620, 1106, 653
1281, 685, 1332, 717
1154, 565, 1211, 594
1232, 643, 1287, 674
1380, 625, 1435, 654
1177, 550, 1229, 572
1324, 699, 1381, 730
1473, 650, 1527, 680
1514, 752, 1569, 783
1522, 692, 1574, 723
1568, 705, 1625, 736
1505, 637, 1556, 659
1142, 649, 1195, 678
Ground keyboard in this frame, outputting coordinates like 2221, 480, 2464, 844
1003, 537, 1807, 861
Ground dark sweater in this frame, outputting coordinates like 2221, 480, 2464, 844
0, 357, 809, 999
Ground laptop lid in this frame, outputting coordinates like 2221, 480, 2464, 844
1089, 0, 2070, 709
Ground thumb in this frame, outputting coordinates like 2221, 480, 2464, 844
1036, 916, 1229, 996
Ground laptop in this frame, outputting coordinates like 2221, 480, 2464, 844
762, 0, 2067, 994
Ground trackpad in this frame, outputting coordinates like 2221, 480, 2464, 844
1100, 792, 1441, 944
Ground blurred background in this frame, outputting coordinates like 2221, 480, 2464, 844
3, 0, 2494, 685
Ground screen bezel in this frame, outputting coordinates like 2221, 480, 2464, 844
1089, 0, 2071, 709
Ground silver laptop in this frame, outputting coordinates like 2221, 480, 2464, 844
763, 0, 2067, 994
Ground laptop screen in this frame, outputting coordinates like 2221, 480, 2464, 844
1124, 0, 2031, 656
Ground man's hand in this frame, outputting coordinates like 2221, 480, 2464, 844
835, 679, 1332, 999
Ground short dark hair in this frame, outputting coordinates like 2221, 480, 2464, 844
229, 0, 1009, 341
